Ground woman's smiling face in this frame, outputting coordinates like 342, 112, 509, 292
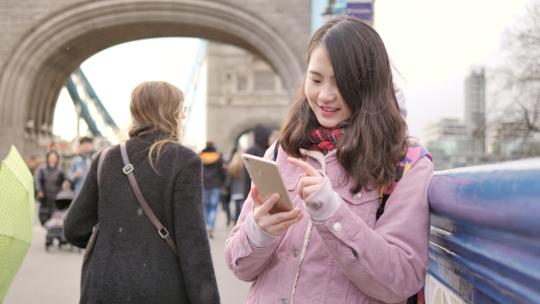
304, 45, 352, 128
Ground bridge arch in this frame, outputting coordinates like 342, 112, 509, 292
0, 0, 306, 156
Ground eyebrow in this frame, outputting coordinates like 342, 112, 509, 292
308, 70, 335, 79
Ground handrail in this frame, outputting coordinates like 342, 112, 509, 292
427, 158, 540, 303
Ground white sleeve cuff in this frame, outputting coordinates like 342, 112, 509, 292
245, 214, 278, 248
304, 176, 342, 222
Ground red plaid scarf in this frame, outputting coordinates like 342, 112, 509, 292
308, 123, 348, 154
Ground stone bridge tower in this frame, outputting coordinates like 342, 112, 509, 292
206, 42, 293, 158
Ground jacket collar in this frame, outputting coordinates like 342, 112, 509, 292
132, 130, 172, 144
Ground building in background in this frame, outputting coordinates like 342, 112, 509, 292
426, 68, 487, 169
206, 42, 289, 158
424, 118, 476, 169
491, 121, 526, 157
491, 121, 540, 158
464, 68, 486, 155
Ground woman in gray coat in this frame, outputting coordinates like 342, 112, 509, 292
65, 81, 219, 303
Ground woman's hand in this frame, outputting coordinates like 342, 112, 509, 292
287, 157, 324, 200
251, 186, 303, 236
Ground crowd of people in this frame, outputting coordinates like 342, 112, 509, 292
32, 16, 434, 304
33, 137, 96, 249
34, 130, 264, 245
198, 124, 273, 239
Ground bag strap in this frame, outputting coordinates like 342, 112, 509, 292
119, 143, 178, 257
97, 147, 111, 187
376, 141, 432, 221
272, 140, 280, 161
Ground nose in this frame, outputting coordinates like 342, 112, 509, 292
318, 84, 337, 102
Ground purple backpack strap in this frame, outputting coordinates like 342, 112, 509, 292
376, 139, 431, 221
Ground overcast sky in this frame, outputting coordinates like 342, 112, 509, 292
375, 0, 529, 137
53, 0, 530, 149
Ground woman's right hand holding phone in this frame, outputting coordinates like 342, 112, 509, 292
251, 186, 303, 236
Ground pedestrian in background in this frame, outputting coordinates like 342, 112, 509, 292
242, 124, 272, 200
225, 16, 432, 303
200, 142, 226, 238
65, 81, 219, 303
224, 149, 246, 225
69, 136, 94, 193
35, 150, 65, 226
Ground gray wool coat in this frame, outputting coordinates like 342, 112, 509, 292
65, 132, 220, 304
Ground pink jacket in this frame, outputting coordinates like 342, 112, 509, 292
225, 145, 433, 304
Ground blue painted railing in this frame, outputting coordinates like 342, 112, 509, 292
428, 158, 540, 303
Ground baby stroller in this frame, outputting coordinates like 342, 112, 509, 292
44, 190, 74, 251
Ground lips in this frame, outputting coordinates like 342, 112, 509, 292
319, 105, 339, 113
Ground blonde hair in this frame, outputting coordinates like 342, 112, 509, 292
128, 81, 183, 172
227, 150, 244, 178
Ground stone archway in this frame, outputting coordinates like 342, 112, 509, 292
0, 0, 307, 157
223, 119, 282, 159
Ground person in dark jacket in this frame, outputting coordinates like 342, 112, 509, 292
64, 81, 219, 304
199, 142, 225, 238
35, 150, 65, 226
224, 149, 245, 225
242, 124, 272, 199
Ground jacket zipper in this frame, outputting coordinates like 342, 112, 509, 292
290, 221, 313, 304
290, 149, 327, 303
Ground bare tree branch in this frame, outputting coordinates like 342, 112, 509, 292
489, 0, 540, 157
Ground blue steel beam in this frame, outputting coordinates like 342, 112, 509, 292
65, 78, 102, 137
428, 159, 540, 303
74, 68, 120, 132
182, 40, 208, 136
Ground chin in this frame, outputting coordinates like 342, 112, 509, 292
317, 119, 339, 129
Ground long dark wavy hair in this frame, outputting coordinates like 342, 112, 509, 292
280, 16, 408, 193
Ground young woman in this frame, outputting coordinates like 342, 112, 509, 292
65, 81, 219, 303
225, 17, 433, 304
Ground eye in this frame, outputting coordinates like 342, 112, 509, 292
310, 77, 321, 84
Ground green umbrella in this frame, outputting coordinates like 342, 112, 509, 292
0, 146, 34, 302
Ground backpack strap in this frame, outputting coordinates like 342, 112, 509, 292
376, 140, 431, 221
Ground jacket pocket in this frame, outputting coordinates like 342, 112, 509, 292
332, 182, 379, 206
333, 184, 379, 227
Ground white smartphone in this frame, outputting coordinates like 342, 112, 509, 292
241, 153, 294, 214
